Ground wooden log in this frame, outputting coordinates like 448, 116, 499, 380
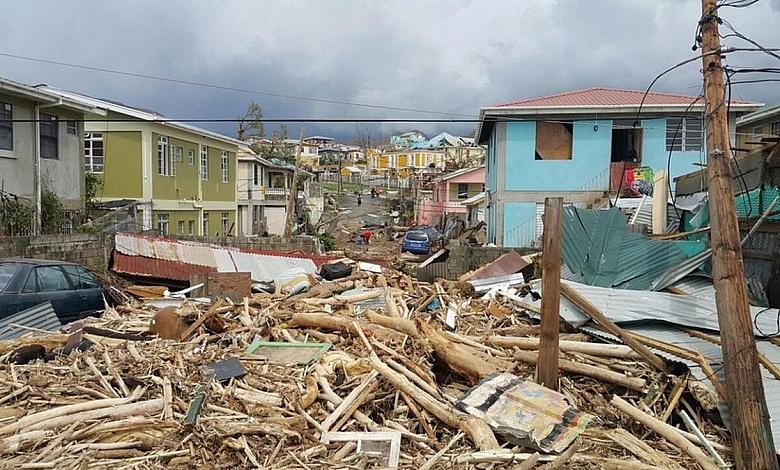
483, 336, 641, 359
610, 395, 718, 470
299, 289, 383, 306
26, 399, 164, 433
513, 350, 646, 390
368, 354, 498, 450
603, 428, 682, 469
538, 196, 563, 390
320, 370, 379, 432
300, 373, 319, 409
418, 321, 500, 384
364, 310, 418, 337
288, 312, 402, 341
560, 283, 666, 371
178, 298, 225, 340
0, 334, 68, 355
0, 395, 139, 435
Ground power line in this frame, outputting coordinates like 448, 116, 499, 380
0, 51, 472, 118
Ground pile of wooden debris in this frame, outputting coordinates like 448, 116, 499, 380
0, 270, 732, 469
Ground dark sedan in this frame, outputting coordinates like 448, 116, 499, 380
0, 259, 105, 324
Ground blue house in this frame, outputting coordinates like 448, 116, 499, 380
476, 87, 761, 247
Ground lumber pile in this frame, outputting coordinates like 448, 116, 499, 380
0, 269, 733, 469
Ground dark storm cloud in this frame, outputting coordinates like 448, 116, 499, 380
0, 0, 778, 140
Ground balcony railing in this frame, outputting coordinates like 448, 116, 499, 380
265, 187, 290, 200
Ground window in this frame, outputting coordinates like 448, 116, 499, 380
457, 183, 469, 199
535, 122, 572, 160
200, 146, 208, 180
0, 263, 22, 291
61, 265, 99, 289
157, 213, 169, 235
0, 102, 12, 151
157, 136, 171, 175
170, 145, 182, 176
187, 149, 194, 165
221, 151, 229, 182
188, 220, 194, 235
66, 120, 77, 135
253, 163, 260, 186
666, 117, 702, 152
221, 212, 229, 235
753, 125, 764, 137
771, 121, 780, 136
40, 113, 59, 159
202, 213, 209, 236
177, 220, 185, 234
36, 266, 71, 292
84, 132, 104, 173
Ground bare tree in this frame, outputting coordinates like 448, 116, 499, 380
236, 102, 264, 140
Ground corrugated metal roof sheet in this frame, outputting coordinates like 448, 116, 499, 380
496, 87, 755, 108
669, 275, 716, 297
113, 252, 216, 281
562, 206, 705, 290
526, 279, 780, 336
0, 301, 62, 340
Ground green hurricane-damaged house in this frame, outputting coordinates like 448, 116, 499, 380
40, 86, 241, 236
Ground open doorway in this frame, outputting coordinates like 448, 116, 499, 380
611, 120, 642, 163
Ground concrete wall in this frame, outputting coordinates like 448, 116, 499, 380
0, 233, 112, 271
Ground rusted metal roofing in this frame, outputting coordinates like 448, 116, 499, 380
113, 252, 216, 282
0, 301, 61, 340
496, 87, 755, 108
464, 251, 530, 281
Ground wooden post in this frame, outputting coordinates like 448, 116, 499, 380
699, 1, 777, 467
536, 197, 562, 390
283, 128, 305, 241
652, 169, 668, 234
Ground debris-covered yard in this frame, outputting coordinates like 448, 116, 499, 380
0, 258, 745, 469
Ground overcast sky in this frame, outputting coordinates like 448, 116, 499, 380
1, 0, 779, 141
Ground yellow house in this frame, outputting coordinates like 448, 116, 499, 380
42, 86, 242, 236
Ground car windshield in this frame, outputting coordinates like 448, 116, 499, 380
406, 231, 428, 242
0, 263, 22, 292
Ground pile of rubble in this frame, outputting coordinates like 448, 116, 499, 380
0, 262, 737, 469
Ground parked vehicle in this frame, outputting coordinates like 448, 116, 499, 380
401, 227, 441, 255
0, 259, 105, 324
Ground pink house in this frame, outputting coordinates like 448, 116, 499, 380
416, 166, 485, 225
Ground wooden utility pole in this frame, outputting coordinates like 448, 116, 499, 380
699, 1, 777, 467
283, 128, 305, 241
536, 197, 562, 390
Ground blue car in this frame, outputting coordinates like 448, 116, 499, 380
401, 228, 440, 255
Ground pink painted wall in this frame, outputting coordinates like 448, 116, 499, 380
416, 167, 485, 225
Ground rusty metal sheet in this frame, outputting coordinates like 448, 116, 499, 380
464, 251, 530, 281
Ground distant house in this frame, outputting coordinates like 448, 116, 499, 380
303, 135, 335, 147
236, 145, 296, 236
413, 132, 486, 168
416, 166, 485, 225
736, 104, 780, 150
42, 86, 243, 237
390, 130, 427, 149
0, 77, 99, 233
476, 87, 761, 247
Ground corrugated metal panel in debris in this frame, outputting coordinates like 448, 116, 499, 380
0, 301, 62, 340
113, 252, 216, 281
562, 206, 699, 290
528, 280, 780, 335
342, 287, 387, 310
115, 233, 218, 267
669, 275, 716, 298
581, 323, 780, 453
217, 251, 316, 282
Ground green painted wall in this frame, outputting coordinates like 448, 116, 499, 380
202, 210, 236, 236
100, 131, 143, 199
201, 146, 236, 202
151, 133, 201, 201
152, 210, 201, 236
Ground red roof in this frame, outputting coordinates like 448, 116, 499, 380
113, 252, 216, 282
495, 87, 754, 108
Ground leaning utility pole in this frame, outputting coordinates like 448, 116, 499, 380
283, 128, 305, 241
699, 1, 777, 467
537, 197, 562, 390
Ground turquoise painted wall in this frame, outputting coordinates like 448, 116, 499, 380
504, 120, 612, 191
641, 118, 703, 180
502, 202, 537, 247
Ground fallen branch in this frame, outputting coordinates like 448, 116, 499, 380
513, 350, 646, 390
